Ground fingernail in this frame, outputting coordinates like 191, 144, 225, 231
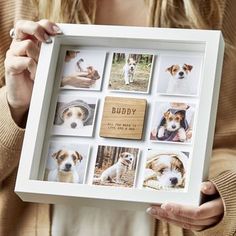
52, 25, 62, 34
44, 33, 52, 43
161, 204, 172, 211
146, 207, 157, 215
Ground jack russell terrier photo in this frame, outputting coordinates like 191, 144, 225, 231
48, 149, 83, 183
143, 151, 188, 189
157, 109, 188, 142
94, 152, 134, 185
123, 57, 137, 85
54, 99, 95, 129
166, 64, 193, 94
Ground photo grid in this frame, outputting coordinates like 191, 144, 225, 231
43, 47, 202, 193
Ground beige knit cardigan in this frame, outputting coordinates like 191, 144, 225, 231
0, 0, 236, 235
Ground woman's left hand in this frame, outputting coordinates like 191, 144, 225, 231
146, 181, 224, 231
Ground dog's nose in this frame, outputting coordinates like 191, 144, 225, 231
71, 122, 77, 129
172, 125, 176, 129
65, 163, 72, 170
170, 177, 178, 185
179, 71, 184, 76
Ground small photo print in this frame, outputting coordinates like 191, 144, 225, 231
156, 54, 203, 96
52, 95, 98, 137
108, 53, 154, 93
93, 145, 139, 187
60, 49, 106, 91
143, 149, 189, 190
150, 102, 195, 143
44, 141, 90, 184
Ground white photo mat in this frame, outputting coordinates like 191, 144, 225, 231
15, 24, 224, 209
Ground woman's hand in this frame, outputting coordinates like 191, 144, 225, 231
61, 74, 96, 88
147, 181, 224, 231
4, 19, 62, 126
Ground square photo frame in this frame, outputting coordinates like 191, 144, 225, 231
108, 52, 154, 93
60, 49, 106, 91
156, 54, 203, 96
15, 24, 224, 209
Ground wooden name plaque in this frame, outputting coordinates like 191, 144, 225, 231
100, 96, 147, 140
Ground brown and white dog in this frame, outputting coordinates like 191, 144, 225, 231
123, 57, 137, 85
145, 154, 185, 188
166, 64, 193, 94
95, 152, 134, 184
61, 106, 88, 129
48, 149, 83, 183
76, 58, 100, 80
158, 110, 187, 142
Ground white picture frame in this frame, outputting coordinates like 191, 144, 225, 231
15, 24, 224, 210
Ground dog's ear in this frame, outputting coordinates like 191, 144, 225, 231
184, 64, 193, 71
52, 150, 62, 160
75, 151, 83, 161
166, 65, 174, 75
164, 111, 170, 119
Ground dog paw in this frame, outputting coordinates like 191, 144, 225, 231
125, 82, 130, 85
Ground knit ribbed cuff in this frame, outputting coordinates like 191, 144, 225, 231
0, 87, 25, 151
194, 170, 236, 235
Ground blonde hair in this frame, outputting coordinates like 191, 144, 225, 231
33, 0, 222, 29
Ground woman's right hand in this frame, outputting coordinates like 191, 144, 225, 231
4, 19, 62, 126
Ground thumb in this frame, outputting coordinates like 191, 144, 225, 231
201, 181, 218, 195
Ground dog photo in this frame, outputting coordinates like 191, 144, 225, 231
156, 54, 203, 96
143, 149, 189, 190
108, 53, 154, 93
150, 102, 195, 143
60, 49, 106, 91
52, 95, 98, 137
44, 141, 90, 184
93, 145, 139, 187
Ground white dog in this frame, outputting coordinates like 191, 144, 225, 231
145, 154, 185, 188
61, 106, 87, 129
157, 110, 187, 142
95, 152, 134, 184
123, 57, 137, 85
166, 64, 193, 94
48, 149, 83, 183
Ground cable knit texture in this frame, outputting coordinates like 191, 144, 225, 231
1, 0, 236, 235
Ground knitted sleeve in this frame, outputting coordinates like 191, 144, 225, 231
193, 149, 236, 236
0, 87, 25, 182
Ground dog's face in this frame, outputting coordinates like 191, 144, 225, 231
86, 66, 100, 80
166, 64, 193, 80
127, 58, 137, 72
148, 155, 185, 187
62, 106, 87, 129
52, 150, 83, 172
164, 111, 184, 132
119, 152, 134, 166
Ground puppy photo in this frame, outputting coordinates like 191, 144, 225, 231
166, 64, 193, 94
143, 150, 189, 190
150, 102, 195, 143
45, 142, 89, 184
52, 95, 98, 137
108, 53, 154, 93
93, 145, 139, 187
60, 49, 106, 91
156, 54, 203, 96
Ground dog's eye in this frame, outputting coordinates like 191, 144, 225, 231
175, 117, 180, 121
78, 113, 82, 117
72, 155, 77, 161
67, 112, 72, 117
159, 168, 166, 174
169, 117, 173, 121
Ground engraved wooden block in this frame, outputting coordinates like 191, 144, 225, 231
100, 96, 147, 140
